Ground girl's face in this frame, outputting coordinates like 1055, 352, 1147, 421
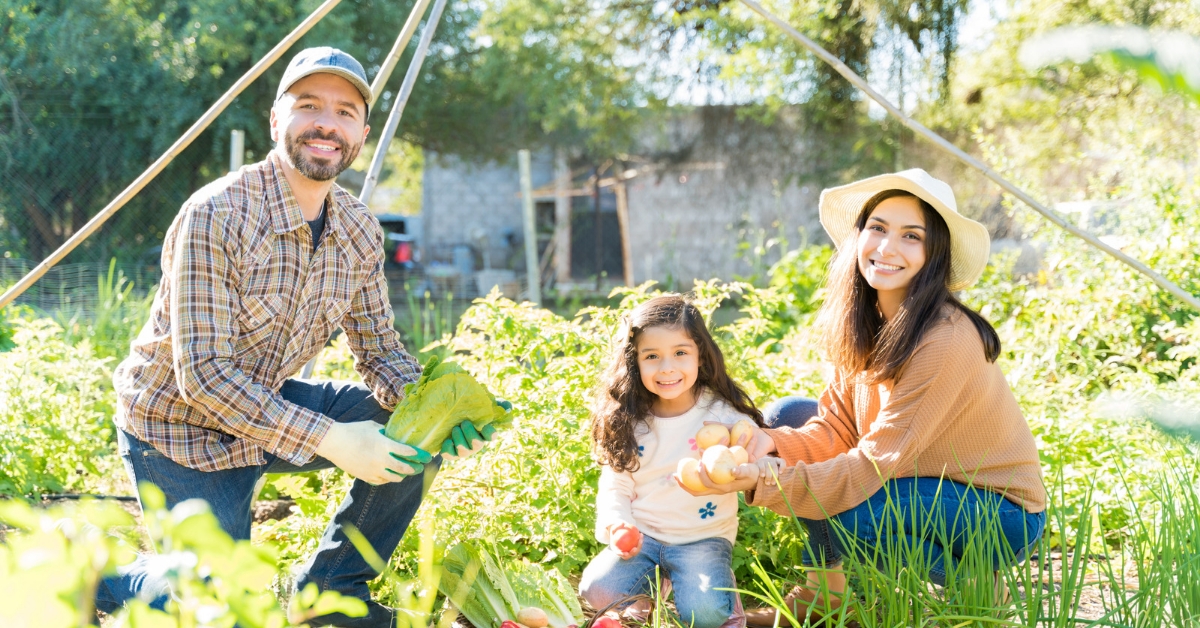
635, 325, 700, 417
857, 196, 927, 314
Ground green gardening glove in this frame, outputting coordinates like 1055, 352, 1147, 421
439, 398, 510, 460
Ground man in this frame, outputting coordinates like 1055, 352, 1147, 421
95, 47, 491, 626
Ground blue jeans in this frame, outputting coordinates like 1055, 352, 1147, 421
579, 535, 738, 628
95, 380, 436, 627
764, 396, 1046, 586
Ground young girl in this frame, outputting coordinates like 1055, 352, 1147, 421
578, 295, 767, 628
680, 169, 1047, 626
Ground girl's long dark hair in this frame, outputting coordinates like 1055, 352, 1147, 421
817, 190, 1001, 383
591, 295, 764, 472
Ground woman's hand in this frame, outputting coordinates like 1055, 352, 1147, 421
701, 421, 778, 462
607, 522, 643, 560
674, 461, 759, 496
727, 422, 779, 463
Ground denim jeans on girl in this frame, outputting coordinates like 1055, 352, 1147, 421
579, 535, 740, 628
764, 396, 1046, 586
94, 379, 436, 628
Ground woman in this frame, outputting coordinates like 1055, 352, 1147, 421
678, 169, 1046, 626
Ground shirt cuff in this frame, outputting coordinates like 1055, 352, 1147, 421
763, 427, 802, 465
265, 405, 335, 466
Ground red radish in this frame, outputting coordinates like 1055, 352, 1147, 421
592, 616, 622, 628
501, 621, 521, 628
612, 527, 641, 553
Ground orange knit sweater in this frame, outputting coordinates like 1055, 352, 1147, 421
746, 306, 1047, 519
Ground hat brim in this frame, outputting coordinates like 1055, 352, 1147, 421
818, 171, 990, 292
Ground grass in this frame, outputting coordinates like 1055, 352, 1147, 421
720, 459, 1200, 628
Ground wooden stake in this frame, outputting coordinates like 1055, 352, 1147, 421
554, 148, 572, 284
519, 149, 542, 305
739, 0, 1200, 312
0, 0, 345, 310
614, 176, 634, 286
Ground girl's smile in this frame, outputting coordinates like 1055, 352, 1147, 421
636, 326, 700, 417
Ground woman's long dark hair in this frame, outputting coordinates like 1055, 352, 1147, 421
591, 295, 764, 472
817, 190, 1001, 383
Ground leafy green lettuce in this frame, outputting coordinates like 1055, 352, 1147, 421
384, 355, 511, 453
439, 541, 584, 628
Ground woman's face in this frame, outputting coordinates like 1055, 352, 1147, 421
856, 195, 927, 307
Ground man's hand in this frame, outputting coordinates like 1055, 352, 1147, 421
441, 422, 496, 461
315, 421, 431, 485
674, 461, 759, 496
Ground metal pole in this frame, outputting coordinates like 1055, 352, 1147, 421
739, 0, 1200, 312
299, 0, 435, 381
0, 0, 346, 311
230, 130, 245, 172
359, 0, 449, 205
519, 149, 542, 305
367, 0, 435, 103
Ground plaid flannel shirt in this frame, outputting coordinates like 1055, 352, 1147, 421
113, 152, 422, 471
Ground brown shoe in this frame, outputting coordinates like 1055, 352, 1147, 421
744, 585, 854, 627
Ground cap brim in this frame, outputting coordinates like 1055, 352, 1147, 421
279, 68, 373, 111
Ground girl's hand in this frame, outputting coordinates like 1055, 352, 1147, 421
607, 522, 643, 560
674, 461, 759, 496
756, 456, 786, 487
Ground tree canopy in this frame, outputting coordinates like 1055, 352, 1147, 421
0, 0, 974, 264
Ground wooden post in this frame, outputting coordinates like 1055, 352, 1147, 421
519, 149, 541, 305
229, 130, 245, 172
592, 166, 602, 291
0, 0, 345, 310
554, 148, 572, 284
614, 175, 634, 286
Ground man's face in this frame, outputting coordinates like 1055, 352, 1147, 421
270, 73, 370, 182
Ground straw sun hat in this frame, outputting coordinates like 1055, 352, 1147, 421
818, 168, 990, 292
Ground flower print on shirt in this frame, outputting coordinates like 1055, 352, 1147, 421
688, 438, 698, 451
699, 502, 717, 519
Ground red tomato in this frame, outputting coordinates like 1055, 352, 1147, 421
592, 616, 622, 628
612, 527, 641, 553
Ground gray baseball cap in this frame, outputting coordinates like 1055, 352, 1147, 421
276, 46, 373, 116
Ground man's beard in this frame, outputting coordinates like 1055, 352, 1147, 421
284, 128, 361, 182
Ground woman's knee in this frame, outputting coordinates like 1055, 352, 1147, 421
763, 396, 819, 429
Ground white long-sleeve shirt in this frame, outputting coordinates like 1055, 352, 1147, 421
594, 391, 752, 546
